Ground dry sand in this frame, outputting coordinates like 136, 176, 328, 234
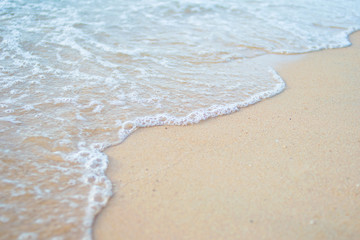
93, 32, 360, 240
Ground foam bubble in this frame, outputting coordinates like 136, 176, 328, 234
18, 233, 38, 240
0, 215, 9, 223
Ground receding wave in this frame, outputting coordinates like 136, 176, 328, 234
0, 0, 359, 239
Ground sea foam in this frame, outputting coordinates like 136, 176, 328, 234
0, 0, 359, 239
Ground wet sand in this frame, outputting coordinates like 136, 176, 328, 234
94, 32, 360, 240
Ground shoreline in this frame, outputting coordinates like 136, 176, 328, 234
94, 32, 360, 239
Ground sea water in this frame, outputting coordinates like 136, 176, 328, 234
0, 0, 359, 239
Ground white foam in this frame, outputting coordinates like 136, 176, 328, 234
18, 233, 38, 240
0, 215, 9, 223
0, 0, 359, 239
52, 97, 78, 105
0, 116, 21, 124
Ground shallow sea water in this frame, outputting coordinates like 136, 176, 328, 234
0, 0, 359, 239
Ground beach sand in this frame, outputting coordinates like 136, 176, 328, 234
93, 32, 360, 240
